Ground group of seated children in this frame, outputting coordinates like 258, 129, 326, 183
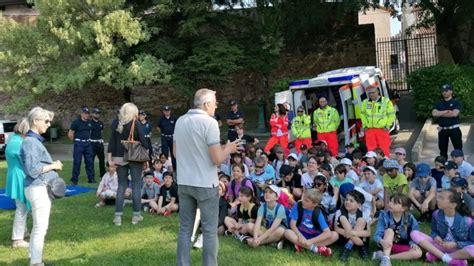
95, 158, 179, 217
212, 140, 474, 266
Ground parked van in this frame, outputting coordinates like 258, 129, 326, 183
0, 120, 18, 156
275, 66, 399, 149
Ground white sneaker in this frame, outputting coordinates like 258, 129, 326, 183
193, 234, 203, 249
113, 215, 122, 226
276, 240, 284, 250
12, 240, 29, 248
132, 215, 144, 225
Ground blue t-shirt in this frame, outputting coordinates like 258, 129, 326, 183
142, 121, 152, 137
289, 204, 328, 238
257, 203, 287, 229
250, 171, 273, 185
70, 118, 92, 140
433, 98, 462, 127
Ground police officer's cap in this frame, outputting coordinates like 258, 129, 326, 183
139, 110, 147, 116
229, 100, 238, 105
81, 106, 90, 113
440, 84, 453, 91
92, 107, 100, 114
163, 105, 171, 111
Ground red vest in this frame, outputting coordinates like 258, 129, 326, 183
269, 113, 289, 136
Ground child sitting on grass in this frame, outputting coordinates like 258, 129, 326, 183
224, 186, 259, 242
373, 194, 422, 266
411, 189, 474, 266
141, 171, 160, 213
152, 159, 165, 186
284, 189, 338, 256
359, 166, 385, 210
246, 185, 288, 249
95, 163, 118, 208
335, 190, 371, 261
330, 164, 353, 188
156, 171, 179, 216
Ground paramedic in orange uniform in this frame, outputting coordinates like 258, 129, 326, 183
264, 103, 289, 155
360, 86, 395, 156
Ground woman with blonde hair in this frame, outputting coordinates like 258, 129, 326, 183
108, 102, 150, 226
20, 107, 63, 266
6, 118, 30, 248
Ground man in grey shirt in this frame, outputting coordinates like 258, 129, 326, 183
174, 88, 239, 266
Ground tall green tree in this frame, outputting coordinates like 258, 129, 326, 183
0, 0, 171, 111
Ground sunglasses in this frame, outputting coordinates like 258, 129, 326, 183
395, 152, 405, 155
297, 110, 304, 113
44, 120, 51, 124
255, 165, 264, 169
314, 182, 325, 187
419, 175, 430, 179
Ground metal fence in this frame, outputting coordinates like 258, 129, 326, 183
376, 33, 438, 91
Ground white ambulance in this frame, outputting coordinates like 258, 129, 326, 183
275, 66, 400, 148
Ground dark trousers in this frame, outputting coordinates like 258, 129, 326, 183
72, 142, 95, 182
438, 127, 463, 158
115, 162, 143, 215
91, 142, 106, 177
161, 136, 173, 157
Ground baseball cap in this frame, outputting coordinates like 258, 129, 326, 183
440, 84, 453, 91
143, 171, 154, 178
451, 175, 467, 188
300, 144, 308, 150
339, 183, 355, 198
383, 159, 400, 169
340, 158, 352, 166
81, 106, 90, 113
316, 140, 328, 146
265, 185, 281, 197
287, 153, 298, 161
445, 161, 458, 170
229, 100, 238, 105
394, 147, 406, 155
364, 151, 377, 158
92, 107, 101, 113
163, 105, 171, 111
451, 149, 464, 158
415, 163, 431, 177
279, 165, 293, 177
362, 166, 377, 175
320, 163, 332, 172
139, 110, 147, 116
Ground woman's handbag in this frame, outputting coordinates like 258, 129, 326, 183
121, 118, 149, 162
47, 176, 66, 200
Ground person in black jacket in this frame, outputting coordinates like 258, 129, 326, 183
108, 103, 150, 226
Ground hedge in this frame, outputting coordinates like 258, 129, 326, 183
408, 64, 474, 119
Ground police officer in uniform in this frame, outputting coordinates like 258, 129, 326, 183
226, 100, 244, 141
139, 110, 153, 161
68, 106, 95, 184
360, 86, 395, 157
157, 105, 177, 159
90, 107, 106, 177
432, 84, 463, 158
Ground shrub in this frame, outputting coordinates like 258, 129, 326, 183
408, 64, 474, 119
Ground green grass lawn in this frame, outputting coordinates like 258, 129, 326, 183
0, 161, 442, 265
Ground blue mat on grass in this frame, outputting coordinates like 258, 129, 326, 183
0, 186, 94, 210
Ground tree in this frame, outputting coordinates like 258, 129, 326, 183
408, 0, 474, 65
0, 0, 171, 111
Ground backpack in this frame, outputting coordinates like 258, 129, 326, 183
296, 202, 332, 230
262, 202, 288, 228
335, 207, 364, 230
230, 177, 261, 201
